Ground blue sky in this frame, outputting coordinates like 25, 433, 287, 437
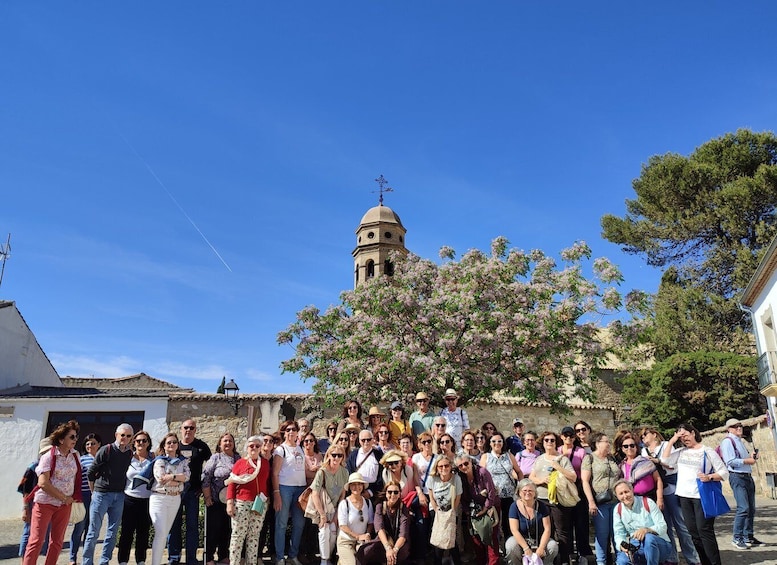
2, 2, 776, 393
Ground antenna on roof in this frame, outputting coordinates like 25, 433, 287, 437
0, 234, 10, 290
373, 175, 394, 205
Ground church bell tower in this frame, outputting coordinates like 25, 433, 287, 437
352, 176, 407, 288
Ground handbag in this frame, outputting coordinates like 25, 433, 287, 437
298, 486, 313, 513
594, 455, 614, 504
69, 501, 86, 524
430, 507, 456, 549
555, 471, 580, 507
696, 452, 730, 519
523, 554, 542, 565
252, 492, 267, 515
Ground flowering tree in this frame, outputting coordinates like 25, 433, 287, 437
277, 237, 647, 410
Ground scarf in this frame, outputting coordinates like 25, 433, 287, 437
225, 456, 262, 485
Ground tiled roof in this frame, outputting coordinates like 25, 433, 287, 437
0, 384, 172, 399
61, 373, 190, 391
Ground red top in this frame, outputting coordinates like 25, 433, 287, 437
227, 457, 269, 502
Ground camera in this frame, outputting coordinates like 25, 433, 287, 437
621, 541, 640, 554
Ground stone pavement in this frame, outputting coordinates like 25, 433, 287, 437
3, 494, 777, 565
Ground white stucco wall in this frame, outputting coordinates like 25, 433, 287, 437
0, 304, 61, 390
0, 396, 169, 519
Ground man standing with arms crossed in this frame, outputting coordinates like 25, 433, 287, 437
168, 419, 212, 565
720, 418, 761, 550
83, 424, 134, 565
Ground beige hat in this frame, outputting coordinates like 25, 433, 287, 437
346, 472, 369, 487
368, 406, 385, 417
725, 418, 743, 429
380, 449, 407, 466
444, 388, 458, 399
343, 423, 361, 433
38, 437, 52, 455
415, 391, 429, 400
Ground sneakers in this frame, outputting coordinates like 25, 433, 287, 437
732, 539, 749, 550
747, 537, 764, 546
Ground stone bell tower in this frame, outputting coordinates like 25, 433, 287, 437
352, 175, 407, 288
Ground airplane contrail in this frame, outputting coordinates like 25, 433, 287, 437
116, 131, 233, 272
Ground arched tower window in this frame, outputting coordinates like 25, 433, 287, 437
355, 263, 359, 284
384, 259, 394, 276
366, 260, 375, 278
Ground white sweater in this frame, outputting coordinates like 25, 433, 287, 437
660, 445, 728, 499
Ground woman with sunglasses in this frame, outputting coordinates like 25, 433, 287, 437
641, 427, 699, 565
117, 431, 155, 565
22, 420, 82, 565
259, 434, 279, 564
318, 421, 339, 454
456, 454, 500, 565
337, 472, 375, 565
458, 430, 482, 465
150, 433, 190, 565
272, 420, 307, 565
410, 431, 435, 562
574, 421, 593, 454
529, 431, 577, 565
68, 432, 101, 565
619, 434, 663, 507
358, 481, 410, 565
311, 445, 349, 565
339, 400, 365, 433
301, 433, 323, 564
225, 436, 270, 565
376, 422, 397, 453
559, 426, 594, 561
480, 422, 498, 446
427, 455, 462, 565
343, 424, 361, 452
334, 430, 353, 459
201, 433, 240, 565
481, 431, 522, 543
437, 433, 457, 460
475, 432, 488, 456
380, 450, 416, 498
398, 433, 415, 460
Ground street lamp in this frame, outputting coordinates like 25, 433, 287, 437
223, 378, 243, 415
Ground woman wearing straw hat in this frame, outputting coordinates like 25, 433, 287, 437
380, 450, 416, 499
337, 472, 375, 565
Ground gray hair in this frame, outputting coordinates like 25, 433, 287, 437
244, 435, 263, 452
116, 423, 134, 434
612, 479, 633, 494
516, 478, 536, 495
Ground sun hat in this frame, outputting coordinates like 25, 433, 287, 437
380, 449, 407, 466
443, 388, 458, 399
368, 406, 385, 417
38, 437, 52, 455
725, 418, 743, 429
343, 423, 361, 433
415, 392, 429, 400
346, 472, 368, 487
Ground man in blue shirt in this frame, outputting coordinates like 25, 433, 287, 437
505, 418, 525, 455
720, 418, 761, 550
612, 480, 673, 565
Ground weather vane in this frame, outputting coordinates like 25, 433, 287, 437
0, 233, 10, 290
373, 174, 394, 205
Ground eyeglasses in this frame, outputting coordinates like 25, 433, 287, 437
337, 437, 349, 443
287, 428, 299, 433
183, 426, 195, 430
327, 427, 337, 432
166, 440, 179, 445
360, 438, 373, 443
347, 431, 358, 435
119, 433, 132, 438
484, 426, 495, 431
490, 439, 503, 444
387, 460, 400, 466
416, 399, 428, 403
135, 438, 149, 444
358, 508, 364, 522
458, 461, 470, 469
386, 490, 400, 495
348, 405, 358, 410
331, 453, 344, 459
731, 424, 743, 429
68, 434, 79, 440
439, 440, 451, 445
622, 443, 637, 449
524, 438, 536, 442
248, 444, 261, 448
303, 439, 316, 444
561, 433, 574, 437
543, 438, 556, 443
575, 427, 588, 433
435, 423, 446, 428
378, 430, 389, 435
263, 438, 273, 443
475, 436, 485, 441
437, 464, 451, 469
420, 439, 432, 445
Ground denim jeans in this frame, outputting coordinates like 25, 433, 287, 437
615, 534, 673, 565
591, 502, 615, 564
729, 472, 755, 542
69, 489, 92, 562
82, 490, 126, 565
662, 491, 698, 564
168, 489, 201, 565
274, 484, 306, 560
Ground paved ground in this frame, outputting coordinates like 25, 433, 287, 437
3, 494, 777, 564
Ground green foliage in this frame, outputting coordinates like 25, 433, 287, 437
620, 351, 763, 436
601, 128, 777, 300
278, 238, 645, 410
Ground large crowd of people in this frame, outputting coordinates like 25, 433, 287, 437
19, 391, 762, 565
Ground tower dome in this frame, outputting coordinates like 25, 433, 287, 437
352, 203, 407, 288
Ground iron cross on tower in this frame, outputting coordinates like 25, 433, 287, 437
373, 174, 394, 205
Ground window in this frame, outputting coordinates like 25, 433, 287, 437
384, 259, 394, 276
366, 260, 375, 278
